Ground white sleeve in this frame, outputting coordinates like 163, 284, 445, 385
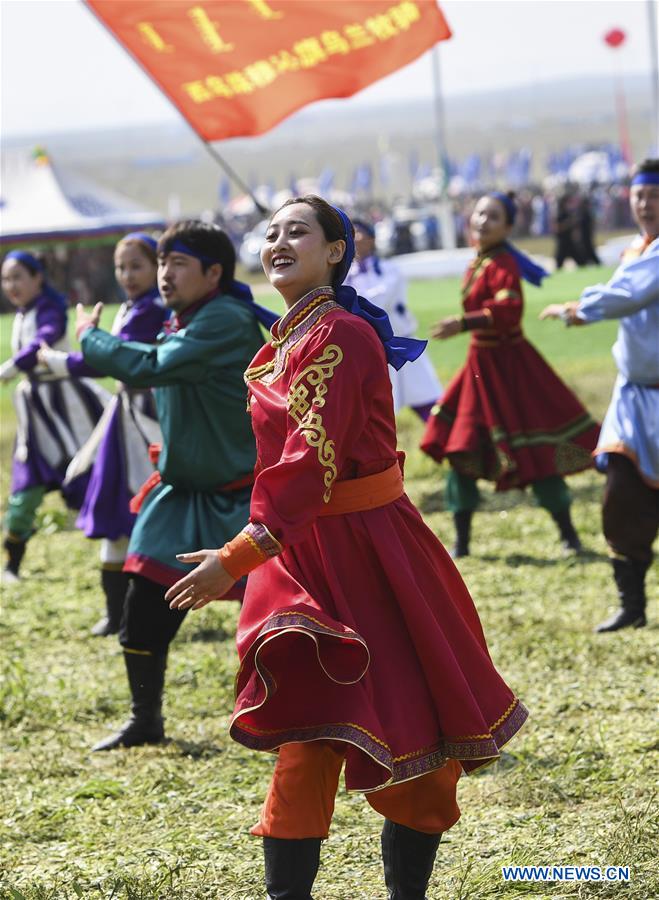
577, 248, 659, 322
38, 347, 70, 378
0, 359, 19, 381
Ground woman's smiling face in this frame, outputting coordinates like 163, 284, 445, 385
261, 202, 345, 305
1, 258, 43, 308
469, 196, 512, 251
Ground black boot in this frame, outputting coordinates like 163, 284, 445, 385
451, 511, 472, 558
596, 558, 649, 632
92, 650, 167, 750
263, 837, 321, 900
550, 507, 582, 553
381, 820, 441, 900
3, 534, 27, 582
91, 569, 130, 636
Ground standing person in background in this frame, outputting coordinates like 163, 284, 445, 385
0, 251, 109, 583
73, 221, 272, 751
38, 233, 169, 636
553, 194, 586, 269
345, 219, 442, 421
421, 192, 600, 558
541, 158, 659, 632
577, 194, 602, 266
165, 196, 527, 899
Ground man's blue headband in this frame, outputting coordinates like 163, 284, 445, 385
631, 172, 659, 186
165, 239, 221, 266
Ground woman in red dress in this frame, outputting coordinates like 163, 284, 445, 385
166, 196, 528, 899
421, 193, 600, 558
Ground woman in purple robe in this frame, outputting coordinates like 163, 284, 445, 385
1, 250, 109, 584
39, 234, 168, 634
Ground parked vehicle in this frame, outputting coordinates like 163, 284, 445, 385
239, 219, 269, 272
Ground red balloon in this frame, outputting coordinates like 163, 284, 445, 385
604, 28, 626, 48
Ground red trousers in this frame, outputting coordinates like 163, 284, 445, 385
251, 741, 462, 839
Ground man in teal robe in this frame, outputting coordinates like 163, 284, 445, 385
76, 221, 266, 750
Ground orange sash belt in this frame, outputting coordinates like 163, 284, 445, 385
129, 443, 254, 514
219, 459, 405, 579
471, 327, 523, 348
319, 461, 404, 516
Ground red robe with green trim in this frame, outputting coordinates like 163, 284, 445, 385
420, 246, 599, 488
230, 287, 528, 793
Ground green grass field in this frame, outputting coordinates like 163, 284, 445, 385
1, 268, 656, 900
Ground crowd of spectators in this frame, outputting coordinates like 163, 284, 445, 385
0, 180, 638, 314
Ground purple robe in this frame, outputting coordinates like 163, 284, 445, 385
66, 289, 169, 539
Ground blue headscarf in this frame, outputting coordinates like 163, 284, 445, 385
165, 238, 278, 328
4, 250, 68, 311
332, 207, 426, 370
489, 192, 549, 287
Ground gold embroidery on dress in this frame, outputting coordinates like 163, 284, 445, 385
461, 253, 493, 302
287, 343, 343, 502
244, 295, 339, 385
494, 288, 520, 301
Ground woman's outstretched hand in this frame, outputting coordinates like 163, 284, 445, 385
431, 317, 463, 340
539, 302, 582, 325
76, 302, 103, 340
539, 303, 565, 320
165, 549, 236, 611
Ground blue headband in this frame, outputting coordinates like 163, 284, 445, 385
5, 250, 44, 273
631, 172, 659, 186
163, 238, 277, 328
122, 232, 158, 251
166, 239, 219, 267
352, 219, 376, 239
331, 206, 426, 370
490, 192, 517, 225
4, 250, 68, 310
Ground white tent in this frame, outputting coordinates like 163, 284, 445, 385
0, 147, 165, 244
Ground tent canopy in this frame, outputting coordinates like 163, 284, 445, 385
0, 147, 165, 245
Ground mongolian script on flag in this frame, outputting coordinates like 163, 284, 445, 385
85, 0, 452, 141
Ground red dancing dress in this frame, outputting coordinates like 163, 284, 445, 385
227, 287, 527, 793
420, 247, 599, 488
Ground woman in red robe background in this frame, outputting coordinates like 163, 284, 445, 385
166, 196, 528, 899
420, 192, 600, 558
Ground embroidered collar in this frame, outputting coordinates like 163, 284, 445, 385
246, 286, 339, 385
271, 286, 334, 345
474, 243, 506, 263
462, 250, 496, 300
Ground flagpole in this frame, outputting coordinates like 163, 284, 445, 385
82, 1, 269, 218
430, 45, 456, 250
201, 141, 269, 215
648, 0, 659, 154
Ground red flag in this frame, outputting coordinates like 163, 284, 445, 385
85, 0, 452, 141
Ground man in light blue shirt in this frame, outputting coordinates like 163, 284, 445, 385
541, 158, 659, 632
